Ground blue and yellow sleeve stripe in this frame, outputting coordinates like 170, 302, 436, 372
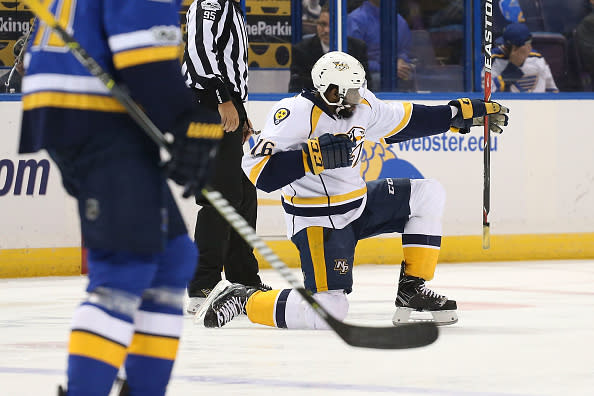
382, 102, 413, 142
113, 45, 181, 69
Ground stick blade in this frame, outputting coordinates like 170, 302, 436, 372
333, 319, 439, 350
296, 288, 439, 349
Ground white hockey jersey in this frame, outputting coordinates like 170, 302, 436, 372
242, 90, 453, 238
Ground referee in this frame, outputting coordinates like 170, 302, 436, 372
182, 0, 269, 314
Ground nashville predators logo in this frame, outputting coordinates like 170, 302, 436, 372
334, 259, 350, 275
273, 108, 290, 125
333, 61, 349, 71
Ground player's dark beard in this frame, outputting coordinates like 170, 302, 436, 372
337, 106, 355, 118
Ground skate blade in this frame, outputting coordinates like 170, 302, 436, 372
392, 308, 458, 326
194, 280, 231, 325
186, 297, 206, 315
431, 310, 458, 326
392, 307, 413, 325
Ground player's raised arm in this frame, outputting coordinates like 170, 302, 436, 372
365, 93, 509, 144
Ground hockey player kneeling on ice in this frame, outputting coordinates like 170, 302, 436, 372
197, 51, 509, 329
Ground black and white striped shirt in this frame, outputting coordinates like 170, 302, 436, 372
182, 0, 249, 103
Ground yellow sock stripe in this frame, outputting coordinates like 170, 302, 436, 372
307, 227, 328, 292
68, 330, 127, 368
127, 333, 179, 361
403, 246, 440, 281
246, 290, 282, 327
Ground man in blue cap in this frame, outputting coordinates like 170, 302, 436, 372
486, 23, 559, 93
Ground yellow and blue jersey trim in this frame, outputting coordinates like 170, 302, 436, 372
281, 187, 367, 217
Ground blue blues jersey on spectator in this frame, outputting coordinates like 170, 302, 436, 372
499, 0, 525, 23
20, 0, 196, 153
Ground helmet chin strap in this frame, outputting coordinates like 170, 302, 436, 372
318, 87, 353, 116
319, 87, 343, 107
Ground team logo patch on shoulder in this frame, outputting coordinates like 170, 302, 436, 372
273, 108, 290, 125
150, 26, 180, 43
201, 0, 221, 11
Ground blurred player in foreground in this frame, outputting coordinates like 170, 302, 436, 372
204, 51, 505, 331
18, 1, 222, 395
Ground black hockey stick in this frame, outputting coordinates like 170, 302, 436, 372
482, 0, 493, 249
24, 0, 438, 350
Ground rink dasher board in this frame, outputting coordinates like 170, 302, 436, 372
1, 99, 592, 277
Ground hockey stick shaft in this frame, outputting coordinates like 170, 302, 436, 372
25, 0, 437, 350
482, 0, 493, 249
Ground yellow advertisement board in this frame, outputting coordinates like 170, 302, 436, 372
0, 1, 34, 67
245, 0, 291, 68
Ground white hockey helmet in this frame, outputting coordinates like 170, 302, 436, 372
311, 51, 366, 108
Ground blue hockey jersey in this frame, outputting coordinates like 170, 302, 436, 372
20, 0, 196, 153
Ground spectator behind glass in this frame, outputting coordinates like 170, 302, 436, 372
493, 0, 525, 37
302, 0, 323, 21
487, 23, 559, 92
347, 0, 364, 13
576, 0, 594, 86
347, 0, 412, 89
0, 35, 27, 93
289, 5, 372, 92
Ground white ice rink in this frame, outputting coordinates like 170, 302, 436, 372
1, 260, 593, 396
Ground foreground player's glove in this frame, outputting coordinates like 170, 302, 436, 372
303, 133, 355, 175
167, 113, 224, 198
449, 98, 509, 134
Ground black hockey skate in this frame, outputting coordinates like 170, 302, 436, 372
393, 262, 458, 326
57, 375, 131, 396
252, 282, 272, 292
196, 280, 254, 328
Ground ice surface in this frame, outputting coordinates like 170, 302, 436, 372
1, 260, 593, 395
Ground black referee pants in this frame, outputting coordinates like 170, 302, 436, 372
188, 90, 262, 295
